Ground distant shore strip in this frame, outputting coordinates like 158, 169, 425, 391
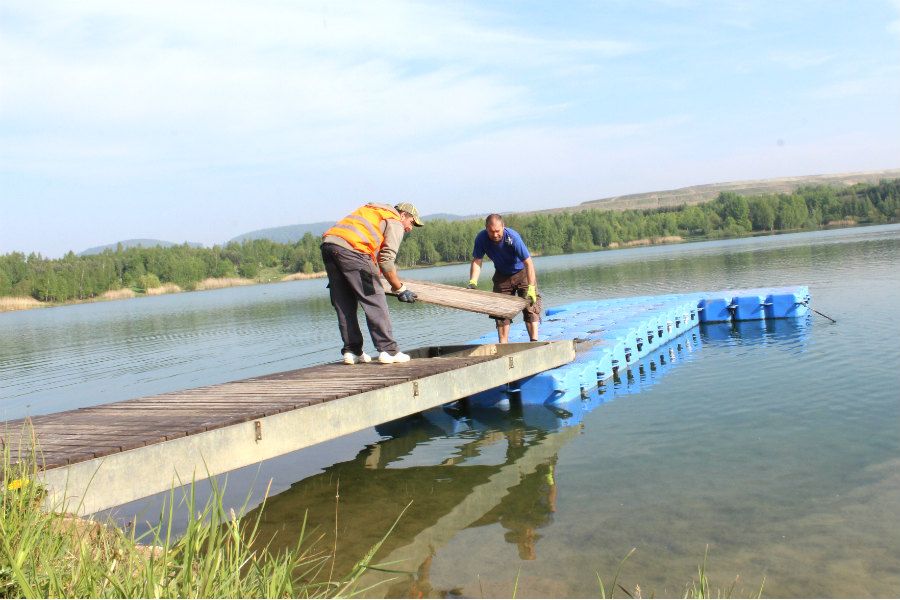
0, 273, 327, 313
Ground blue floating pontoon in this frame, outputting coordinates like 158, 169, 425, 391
467, 285, 811, 407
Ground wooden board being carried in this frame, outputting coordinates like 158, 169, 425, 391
381, 278, 529, 319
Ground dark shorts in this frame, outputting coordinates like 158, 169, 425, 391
491, 269, 542, 325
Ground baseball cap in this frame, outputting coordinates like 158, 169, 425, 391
395, 202, 424, 227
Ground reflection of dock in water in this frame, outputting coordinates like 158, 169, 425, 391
247, 403, 579, 597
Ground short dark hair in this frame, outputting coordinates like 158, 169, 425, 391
485, 213, 504, 227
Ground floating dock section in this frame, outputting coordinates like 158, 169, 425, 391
467, 285, 810, 406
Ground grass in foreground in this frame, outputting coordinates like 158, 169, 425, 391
0, 448, 401, 598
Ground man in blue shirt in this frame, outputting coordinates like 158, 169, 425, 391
468, 214, 542, 343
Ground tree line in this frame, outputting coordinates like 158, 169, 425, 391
2, 179, 898, 303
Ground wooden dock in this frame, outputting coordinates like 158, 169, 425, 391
1, 341, 574, 515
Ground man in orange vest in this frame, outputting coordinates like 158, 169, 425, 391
321, 202, 423, 364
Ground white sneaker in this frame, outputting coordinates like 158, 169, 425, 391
377, 351, 410, 364
342, 352, 372, 365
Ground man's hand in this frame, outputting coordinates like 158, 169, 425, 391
395, 284, 417, 303
467, 279, 478, 289
526, 284, 537, 306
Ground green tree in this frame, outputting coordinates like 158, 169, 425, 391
138, 273, 161, 291
749, 197, 776, 231
776, 194, 809, 230
566, 225, 595, 253
238, 261, 259, 279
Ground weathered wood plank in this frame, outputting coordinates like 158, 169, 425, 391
381, 278, 530, 318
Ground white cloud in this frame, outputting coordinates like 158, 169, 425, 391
0, 0, 640, 181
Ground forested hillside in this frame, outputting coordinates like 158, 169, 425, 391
2, 180, 898, 304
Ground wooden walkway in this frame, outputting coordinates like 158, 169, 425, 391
4, 354, 498, 469
1, 341, 575, 515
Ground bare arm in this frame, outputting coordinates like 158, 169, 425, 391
523, 257, 537, 287
383, 268, 403, 292
469, 257, 483, 283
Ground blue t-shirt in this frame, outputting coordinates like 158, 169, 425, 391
472, 227, 530, 275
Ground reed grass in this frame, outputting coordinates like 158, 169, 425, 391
281, 272, 326, 282
100, 288, 137, 301
144, 283, 182, 296
194, 277, 255, 291
0, 444, 402, 598
0, 296, 44, 312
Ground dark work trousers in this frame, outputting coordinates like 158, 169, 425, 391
321, 243, 399, 355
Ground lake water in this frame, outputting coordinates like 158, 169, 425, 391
2, 225, 899, 597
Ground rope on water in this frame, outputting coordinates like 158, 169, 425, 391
799, 300, 836, 323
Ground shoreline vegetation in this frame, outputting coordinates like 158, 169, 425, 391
1, 445, 400, 598
2, 180, 898, 313
0, 272, 329, 313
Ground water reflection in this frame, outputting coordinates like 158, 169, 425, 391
246, 399, 576, 597
700, 314, 811, 346
243, 320, 810, 597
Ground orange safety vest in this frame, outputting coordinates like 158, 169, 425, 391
323, 204, 402, 261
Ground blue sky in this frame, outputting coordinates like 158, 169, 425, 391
2, 1, 899, 257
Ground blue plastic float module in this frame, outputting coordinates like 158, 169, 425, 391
467, 285, 810, 407
413, 319, 810, 438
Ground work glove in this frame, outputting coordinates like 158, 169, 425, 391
467, 279, 478, 289
526, 284, 537, 306
395, 284, 417, 303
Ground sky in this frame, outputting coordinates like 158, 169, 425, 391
1, 1, 899, 257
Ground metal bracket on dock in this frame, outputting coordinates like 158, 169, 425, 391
508, 356, 515, 369
254, 421, 262, 442
412, 381, 420, 397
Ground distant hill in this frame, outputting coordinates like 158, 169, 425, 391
229, 212, 469, 244
228, 169, 900, 245
83, 170, 898, 255
423, 212, 472, 222
564, 168, 900, 214
79, 239, 203, 256
227, 222, 334, 244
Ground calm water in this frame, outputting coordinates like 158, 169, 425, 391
2, 225, 899, 597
